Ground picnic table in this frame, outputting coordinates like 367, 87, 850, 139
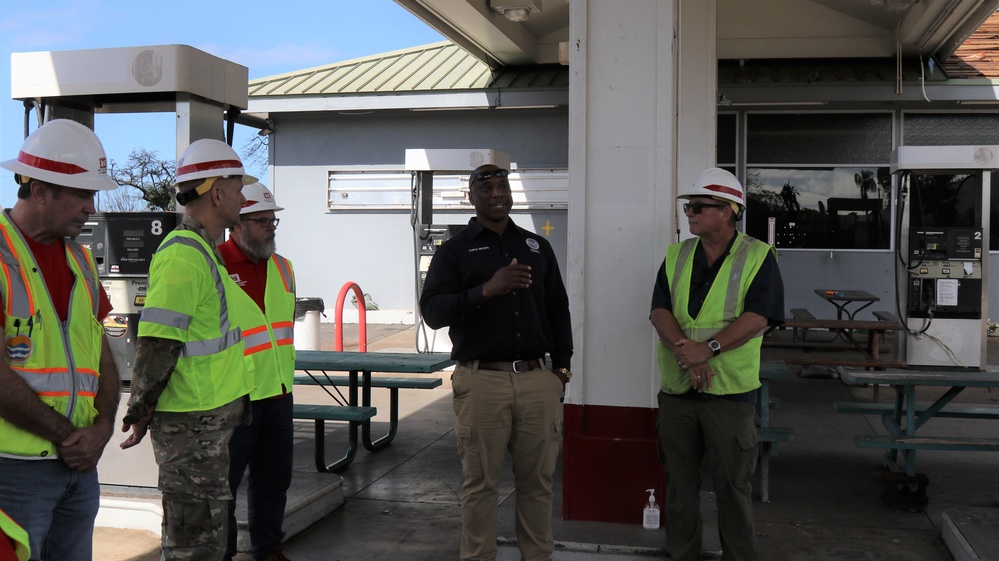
293, 350, 454, 472
757, 361, 794, 502
813, 289, 879, 321
836, 367, 999, 505
765, 317, 906, 371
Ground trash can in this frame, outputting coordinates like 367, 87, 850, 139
294, 297, 325, 350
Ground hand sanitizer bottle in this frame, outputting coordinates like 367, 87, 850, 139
643, 488, 660, 530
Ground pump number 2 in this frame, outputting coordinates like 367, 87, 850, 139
150, 220, 163, 236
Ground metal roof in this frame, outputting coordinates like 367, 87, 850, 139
248, 41, 568, 97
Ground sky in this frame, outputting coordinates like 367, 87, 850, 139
0, 0, 444, 208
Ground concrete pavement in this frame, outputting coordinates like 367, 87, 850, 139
94, 325, 999, 560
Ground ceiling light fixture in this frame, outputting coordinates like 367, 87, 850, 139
490, 1, 540, 23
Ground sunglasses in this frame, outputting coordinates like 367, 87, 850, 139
243, 217, 280, 228
683, 202, 728, 214
471, 168, 510, 183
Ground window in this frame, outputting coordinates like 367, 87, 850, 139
745, 167, 891, 249
742, 113, 893, 249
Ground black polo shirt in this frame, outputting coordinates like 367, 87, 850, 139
419, 217, 573, 370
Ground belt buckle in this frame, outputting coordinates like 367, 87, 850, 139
512, 360, 522, 373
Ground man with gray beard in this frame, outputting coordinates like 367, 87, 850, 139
219, 183, 297, 561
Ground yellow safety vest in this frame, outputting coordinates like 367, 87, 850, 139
138, 230, 253, 412
0, 211, 103, 458
657, 232, 774, 395
0, 508, 29, 561
240, 254, 296, 400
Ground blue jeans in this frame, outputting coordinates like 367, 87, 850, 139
226, 394, 294, 560
0, 457, 100, 561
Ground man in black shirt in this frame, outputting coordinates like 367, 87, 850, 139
420, 164, 573, 561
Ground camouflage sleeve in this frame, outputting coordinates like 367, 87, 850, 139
123, 336, 184, 424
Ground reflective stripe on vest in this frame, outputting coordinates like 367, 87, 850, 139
272, 320, 294, 346
151, 235, 242, 359
0, 224, 34, 318
242, 324, 274, 355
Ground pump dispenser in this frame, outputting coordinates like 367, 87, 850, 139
643, 488, 660, 530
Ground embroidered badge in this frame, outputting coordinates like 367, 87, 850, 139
6, 334, 32, 362
526, 238, 540, 251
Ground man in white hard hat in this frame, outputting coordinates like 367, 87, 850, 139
120, 138, 262, 560
219, 183, 296, 561
0, 118, 122, 561
649, 168, 784, 561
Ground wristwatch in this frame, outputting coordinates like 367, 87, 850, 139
554, 367, 573, 385
707, 338, 722, 357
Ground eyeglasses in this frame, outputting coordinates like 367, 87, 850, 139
243, 217, 280, 228
683, 202, 728, 214
471, 168, 510, 183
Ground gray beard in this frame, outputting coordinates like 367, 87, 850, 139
239, 236, 276, 261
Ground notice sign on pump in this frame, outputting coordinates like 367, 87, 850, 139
103, 315, 128, 338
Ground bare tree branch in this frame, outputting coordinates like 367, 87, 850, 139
241, 135, 269, 179
108, 148, 176, 211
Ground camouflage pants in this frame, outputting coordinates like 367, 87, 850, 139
159, 492, 227, 561
150, 400, 246, 561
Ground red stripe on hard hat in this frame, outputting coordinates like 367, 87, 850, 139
703, 183, 743, 201
18, 151, 87, 175
176, 159, 244, 176
242, 199, 259, 208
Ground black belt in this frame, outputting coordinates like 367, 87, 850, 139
459, 359, 544, 373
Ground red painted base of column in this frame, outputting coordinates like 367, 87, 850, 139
561, 403, 666, 524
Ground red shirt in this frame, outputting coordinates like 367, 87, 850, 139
219, 238, 267, 312
1, 234, 112, 322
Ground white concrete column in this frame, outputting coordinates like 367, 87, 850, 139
567, 0, 678, 408
675, 0, 718, 242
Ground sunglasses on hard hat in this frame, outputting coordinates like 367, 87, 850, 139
683, 202, 729, 214
471, 168, 510, 183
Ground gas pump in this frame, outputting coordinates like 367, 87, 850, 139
405, 149, 511, 351
77, 212, 176, 381
892, 146, 996, 369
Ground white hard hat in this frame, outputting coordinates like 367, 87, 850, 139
0, 119, 118, 191
678, 167, 745, 208
174, 139, 258, 185
240, 182, 284, 214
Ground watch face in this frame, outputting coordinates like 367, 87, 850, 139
709, 339, 721, 351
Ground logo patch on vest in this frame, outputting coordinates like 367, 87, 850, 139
525, 238, 540, 253
5, 334, 32, 362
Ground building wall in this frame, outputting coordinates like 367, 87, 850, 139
266, 108, 569, 321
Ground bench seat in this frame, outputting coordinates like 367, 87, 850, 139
834, 401, 999, 419
873, 311, 899, 322
758, 426, 794, 443
790, 308, 816, 319
292, 403, 377, 422
294, 374, 442, 390
854, 434, 999, 451
293, 373, 443, 456
293, 404, 378, 473
775, 356, 907, 369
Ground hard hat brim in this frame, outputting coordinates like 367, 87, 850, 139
1, 158, 119, 191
